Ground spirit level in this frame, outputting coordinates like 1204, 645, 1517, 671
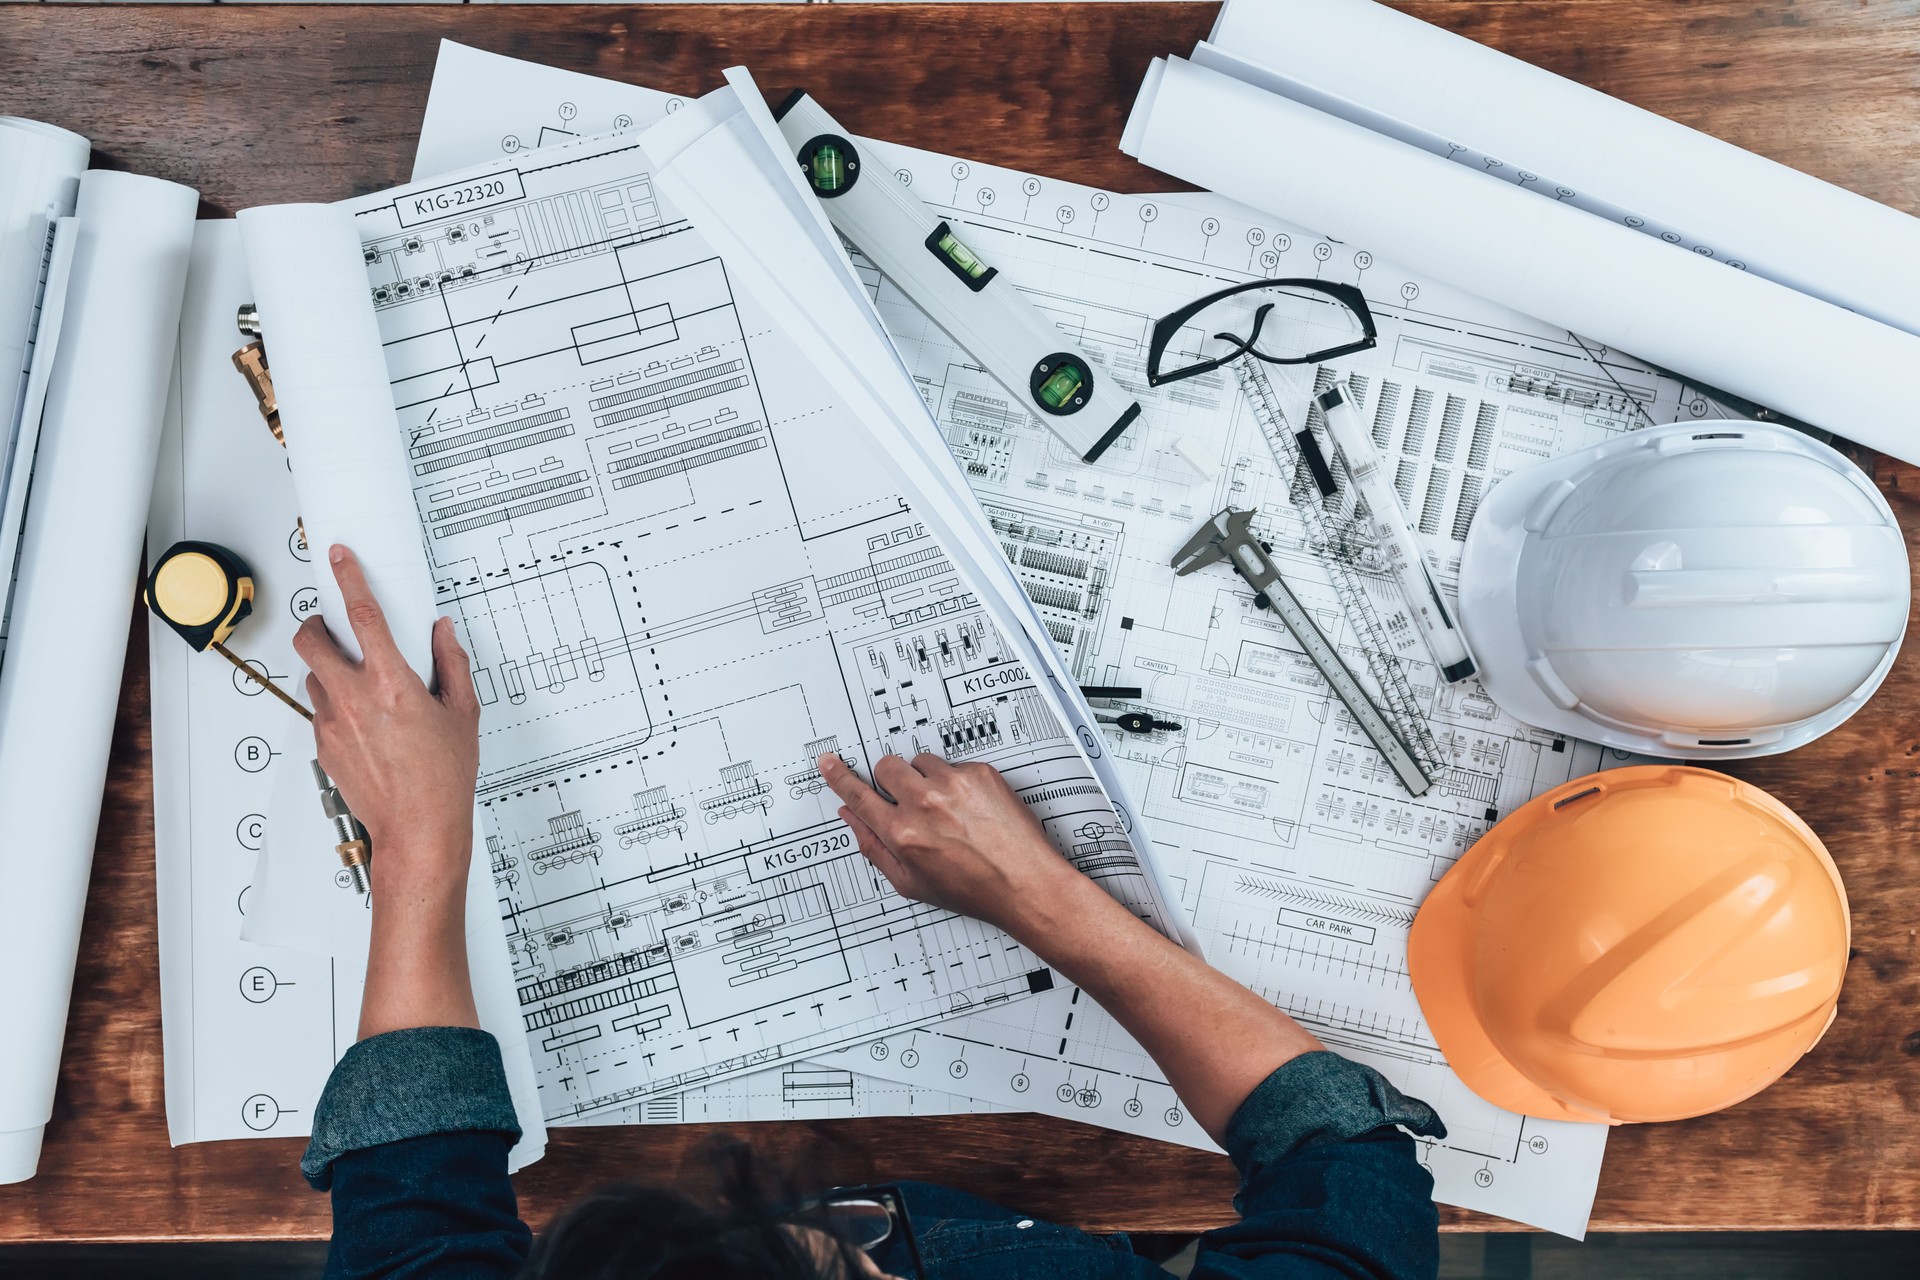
773, 92, 1143, 464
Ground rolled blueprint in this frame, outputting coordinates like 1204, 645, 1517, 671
0, 169, 197, 1182
1, 118, 89, 543
1203, 0, 1920, 335
237, 206, 438, 678
1121, 57, 1920, 468
235, 204, 548, 1171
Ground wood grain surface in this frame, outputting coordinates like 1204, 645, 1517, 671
1, 0, 1918, 1242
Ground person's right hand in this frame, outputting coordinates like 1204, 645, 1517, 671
817, 752, 1083, 937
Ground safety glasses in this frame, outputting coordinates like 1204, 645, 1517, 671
1147, 278, 1377, 387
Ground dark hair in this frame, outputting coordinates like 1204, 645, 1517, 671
518, 1140, 860, 1280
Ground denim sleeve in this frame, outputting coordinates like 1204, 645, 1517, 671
304, 1027, 531, 1280
1193, 1051, 1448, 1280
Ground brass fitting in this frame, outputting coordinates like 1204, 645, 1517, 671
231, 339, 283, 447
335, 838, 372, 897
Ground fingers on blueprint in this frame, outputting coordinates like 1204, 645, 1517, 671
328, 544, 406, 674
430, 617, 480, 714
818, 755, 896, 848
293, 614, 349, 684
819, 749, 1069, 934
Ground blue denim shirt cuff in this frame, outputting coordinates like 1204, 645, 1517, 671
301, 1026, 522, 1189
1224, 1050, 1447, 1179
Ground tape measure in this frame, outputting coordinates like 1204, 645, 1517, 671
145, 541, 312, 721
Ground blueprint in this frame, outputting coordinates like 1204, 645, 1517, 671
829, 151, 1715, 1236
148, 230, 1001, 1144
148, 213, 1063, 1141
580, 1046, 1005, 1127
309, 126, 1182, 1122
405, 51, 1730, 1232
149, 222, 358, 1148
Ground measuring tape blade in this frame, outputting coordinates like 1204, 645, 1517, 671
772, 92, 1142, 464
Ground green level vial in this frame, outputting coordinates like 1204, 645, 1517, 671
924, 222, 998, 291
798, 133, 860, 197
1033, 357, 1090, 413
811, 145, 846, 190
935, 230, 986, 278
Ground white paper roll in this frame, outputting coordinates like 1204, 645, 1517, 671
236, 205, 437, 681
236, 204, 547, 1172
0, 169, 197, 1182
1, 118, 90, 518
1122, 57, 1920, 466
1205, 0, 1920, 335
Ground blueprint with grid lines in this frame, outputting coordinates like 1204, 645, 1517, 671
151, 114, 1193, 1144
817, 156, 1697, 1238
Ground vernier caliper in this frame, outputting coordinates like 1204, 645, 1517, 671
1172, 508, 1431, 797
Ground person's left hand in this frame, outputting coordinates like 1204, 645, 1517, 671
293, 544, 481, 897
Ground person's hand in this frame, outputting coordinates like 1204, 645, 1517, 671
817, 752, 1083, 937
293, 544, 481, 898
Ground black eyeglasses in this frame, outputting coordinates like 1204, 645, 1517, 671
1147, 278, 1377, 387
795, 1183, 925, 1279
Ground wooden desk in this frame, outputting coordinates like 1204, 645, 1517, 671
2, 0, 1918, 1241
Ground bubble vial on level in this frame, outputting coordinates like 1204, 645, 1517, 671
809, 143, 849, 192
1037, 362, 1086, 410
936, 229, 989, 280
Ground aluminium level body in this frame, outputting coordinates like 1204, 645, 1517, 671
773, 93, 1143, 463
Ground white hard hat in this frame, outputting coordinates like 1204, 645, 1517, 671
1458, 421, 1908, 758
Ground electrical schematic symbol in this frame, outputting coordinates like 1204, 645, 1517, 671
616, 787, 688, 847
702, 762, 771, 823
529, 810, 600, 873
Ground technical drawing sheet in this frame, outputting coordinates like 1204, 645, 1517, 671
150, 222, 356, 1147
404, 51, 1721, 1233
579, 1046, 1005, 1127
314, 125, 1180, 1122
150, 226, 1032, 1139
412, 42, 689, 185
153, 223, 547, 1169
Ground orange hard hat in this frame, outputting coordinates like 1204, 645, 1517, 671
1408, 765, 1849, 1125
